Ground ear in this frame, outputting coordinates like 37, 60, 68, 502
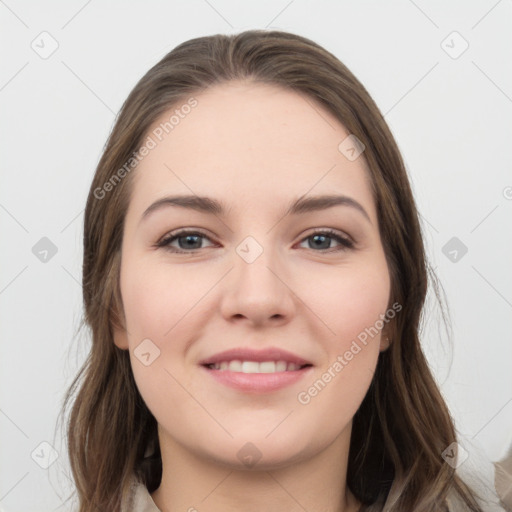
379, 325, 392, 352
111, 302, 129, 350
111, 286, 129, 350
113, 323, 129, 350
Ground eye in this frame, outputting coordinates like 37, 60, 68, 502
297, 229, 354, 252
156, 230, 216, 253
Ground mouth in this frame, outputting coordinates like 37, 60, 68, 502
203, 360, 312, 373
199, 347, 314, 393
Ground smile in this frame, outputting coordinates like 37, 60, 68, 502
205, 360, 311, 373
199, 347, 314, 393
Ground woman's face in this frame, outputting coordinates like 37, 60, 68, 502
114, 81, 392, 468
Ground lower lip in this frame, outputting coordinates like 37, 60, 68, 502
201, 365, 313, 393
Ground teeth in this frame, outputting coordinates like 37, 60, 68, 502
275, 361, 287, 372
210, 360, 304, 373
259, 361, 276, 373
241, 361, 259, 373
228, 360, 242, 372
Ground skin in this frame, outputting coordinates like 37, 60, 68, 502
113, 81, 392, 512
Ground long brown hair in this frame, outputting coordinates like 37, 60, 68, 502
59, 29, 486, 511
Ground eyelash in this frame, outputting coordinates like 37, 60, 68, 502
155, 228, 355, 254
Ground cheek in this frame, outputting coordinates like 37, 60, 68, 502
120, 255, 205, 344
299, 264, 387, 380
121, 265, 193, 423
120, 256, 210, 415
304, 259, 391, 349
294, 261, 389, 418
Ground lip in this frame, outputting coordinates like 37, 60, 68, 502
198, 347, 312, 366
199, 347, 313, 393
201, 365, 313, 393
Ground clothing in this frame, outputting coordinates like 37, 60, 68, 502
122, 474, 160, 512
121, 467, 508, 512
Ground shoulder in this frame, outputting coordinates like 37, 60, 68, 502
121, 473, 161, 512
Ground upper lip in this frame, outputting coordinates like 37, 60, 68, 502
199, 347, 313, 366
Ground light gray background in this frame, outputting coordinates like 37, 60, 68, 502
1, 1, 511, 510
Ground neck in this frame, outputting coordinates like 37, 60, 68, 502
150, 425, 360, 512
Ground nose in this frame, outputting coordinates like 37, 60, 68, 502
219, 242, 295, 328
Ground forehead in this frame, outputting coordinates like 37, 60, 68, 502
128, 80, 376, 223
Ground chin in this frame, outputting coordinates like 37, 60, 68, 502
196, 429, 313, 471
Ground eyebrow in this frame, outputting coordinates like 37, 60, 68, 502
140, 194, 372, 224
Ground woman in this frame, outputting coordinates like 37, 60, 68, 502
61, 29, 489, 511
